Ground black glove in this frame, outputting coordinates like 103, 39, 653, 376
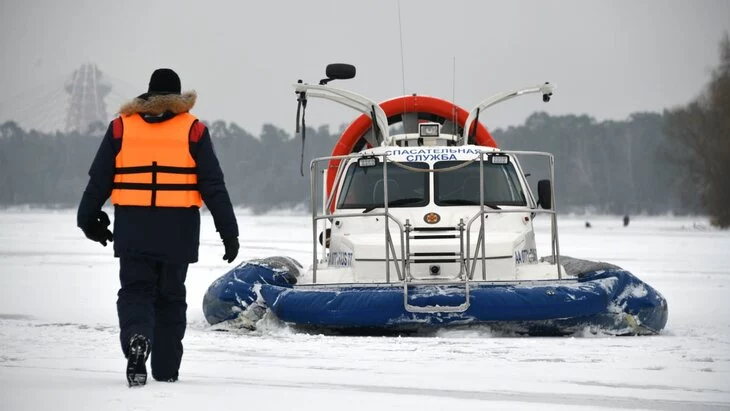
81, 211, 114, 247
222, 237, 239, 263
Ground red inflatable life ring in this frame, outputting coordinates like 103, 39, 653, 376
326, 95, 497, 208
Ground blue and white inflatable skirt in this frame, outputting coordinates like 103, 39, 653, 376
202, 256, 302, 329
203, 255, 668, 335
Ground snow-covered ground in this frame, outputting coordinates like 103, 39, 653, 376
1, 210, 729, 410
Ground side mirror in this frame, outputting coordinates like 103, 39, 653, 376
320, 64, 356, 85
326, 63, 356, 80
537, 179, 552, 209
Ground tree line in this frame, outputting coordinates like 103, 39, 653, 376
496, 111, 696, 215
663, 34, 730, 227
0, 111, 701, 216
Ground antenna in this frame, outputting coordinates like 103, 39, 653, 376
397, 0, 406, 97
452, 56, 457, 140
397, 0, 408, 136
452, 57, 456, 104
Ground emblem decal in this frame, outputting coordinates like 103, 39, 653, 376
424, 212, 441, 224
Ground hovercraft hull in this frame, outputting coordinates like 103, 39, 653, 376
203, 258, 667, 335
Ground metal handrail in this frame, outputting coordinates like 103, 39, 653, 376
311, 212, 406, 282
308, 149, 563, 286
311, 153, 411, 283
464, 208, 559, 279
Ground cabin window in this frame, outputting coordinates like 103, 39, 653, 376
337, 162, 429, 210
434, 161, 527, 206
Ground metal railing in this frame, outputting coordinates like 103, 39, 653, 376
308, 150, 563, 311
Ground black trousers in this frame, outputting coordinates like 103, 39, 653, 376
117, 256, 188, 381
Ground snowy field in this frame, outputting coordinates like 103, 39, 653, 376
1, 209, 729, 410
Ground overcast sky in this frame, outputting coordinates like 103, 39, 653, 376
1, 0, 729, 135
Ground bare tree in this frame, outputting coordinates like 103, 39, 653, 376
664, 34, 730, 228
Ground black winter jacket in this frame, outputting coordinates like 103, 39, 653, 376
77, 92, 238, 263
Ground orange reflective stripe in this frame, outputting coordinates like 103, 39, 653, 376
157, 173, 197, 185
111, 113, 202, 207
117, 173, 152, 184
157, 191, 202, 207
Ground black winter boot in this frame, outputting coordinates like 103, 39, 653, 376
126, 334, 150, 387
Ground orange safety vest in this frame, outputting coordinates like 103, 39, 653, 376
111, 113, 203, 208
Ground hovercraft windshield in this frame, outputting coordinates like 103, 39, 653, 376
337, 161, 429, 210
434, 160, 527, 207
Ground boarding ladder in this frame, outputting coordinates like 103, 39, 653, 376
402, 218, 471, 313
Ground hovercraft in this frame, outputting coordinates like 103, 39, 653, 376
203, 64, 668, 335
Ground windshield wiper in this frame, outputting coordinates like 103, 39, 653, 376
439, 199, 501, 210
362, 197, 424, 213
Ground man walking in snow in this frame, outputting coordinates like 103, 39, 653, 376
77, 68, 239, 387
